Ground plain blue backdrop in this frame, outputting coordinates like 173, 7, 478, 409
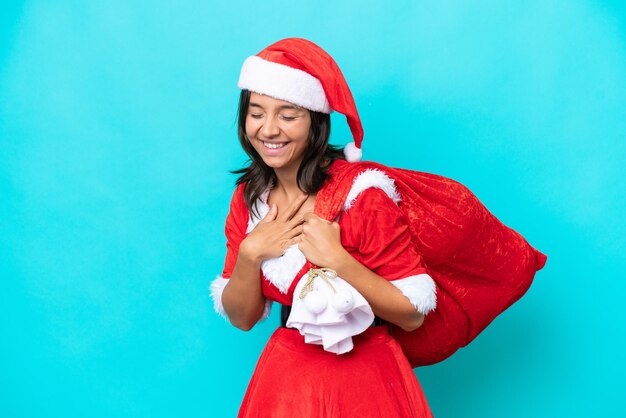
1, 1, 625, 417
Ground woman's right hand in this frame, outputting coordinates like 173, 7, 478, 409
239, 194, 308, 263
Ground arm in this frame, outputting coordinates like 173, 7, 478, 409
333, 252, 425, 332
299, 216, 425, 332
212, 186, 264, 331
299, 188, 435, 332
221, 249, 266, 331
219, 194, 308, 331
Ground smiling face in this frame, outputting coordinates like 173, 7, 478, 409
245, 92, 312, 173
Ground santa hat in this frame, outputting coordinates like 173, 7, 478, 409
237, 38, 364, 162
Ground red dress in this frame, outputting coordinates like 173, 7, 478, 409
211, 161, 436, 417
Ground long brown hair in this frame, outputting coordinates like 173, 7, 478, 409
231, 89, 345, 217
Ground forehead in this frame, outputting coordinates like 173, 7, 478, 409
249, 92, 305, 111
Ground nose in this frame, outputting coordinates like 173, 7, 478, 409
260, 115, 280, 138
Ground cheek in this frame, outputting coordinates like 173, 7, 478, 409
244, 121, 257, 141
298, 121, 312, 143
287, 124, 311, 143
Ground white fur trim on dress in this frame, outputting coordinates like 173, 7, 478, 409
342, 168, 401, 211
390, 273, 437, 315
238, 56, 333, 114
247, 172, 401, 294
210, 276, 272, 321
247, 190, 307, 294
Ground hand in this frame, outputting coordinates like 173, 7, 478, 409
298, 213, 350, 269
239, 194, 308, 263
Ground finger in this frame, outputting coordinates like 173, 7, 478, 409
282, 194, 309, 221
285, 225, 303, 239
281, 236, 301, 252
286, 214, 306, 229
302, 212, 329, 224
260, 204, 278, 223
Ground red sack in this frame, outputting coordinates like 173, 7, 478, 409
315, 160, 547, 367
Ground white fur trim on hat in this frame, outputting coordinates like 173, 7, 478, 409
390, 274, 437, 315
343, 141, 362, 162
210, 276, 273, 321
238, 56, 333, 114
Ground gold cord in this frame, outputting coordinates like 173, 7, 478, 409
298, 268, 338, 299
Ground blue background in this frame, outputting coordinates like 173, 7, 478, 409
2, 1, 625, 417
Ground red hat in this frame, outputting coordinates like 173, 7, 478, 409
238, 38, 364, 162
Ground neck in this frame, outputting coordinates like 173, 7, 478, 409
270, 157, 332, 200
273, 165, 301, 199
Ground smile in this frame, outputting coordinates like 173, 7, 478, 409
263, 141, 287, 149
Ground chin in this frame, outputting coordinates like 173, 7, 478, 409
262, 160, 282, 169
261, 157, 300, 171
264, 161, 291, 170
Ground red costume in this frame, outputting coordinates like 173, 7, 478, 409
212, 160, 437, 417
211, 37, 546, 417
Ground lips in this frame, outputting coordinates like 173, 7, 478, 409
263, 141, 287, 149
260, 140, 289, 155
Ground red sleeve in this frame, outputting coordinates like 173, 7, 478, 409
221, 184, 249, 279
340, 187, 429, 280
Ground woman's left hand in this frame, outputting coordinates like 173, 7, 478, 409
298, 213, 350, 270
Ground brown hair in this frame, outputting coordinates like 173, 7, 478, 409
231, 89, 345, 217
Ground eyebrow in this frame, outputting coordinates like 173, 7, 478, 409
249, 102, 303, 111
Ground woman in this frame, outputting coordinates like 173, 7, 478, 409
211, 38, 436, 417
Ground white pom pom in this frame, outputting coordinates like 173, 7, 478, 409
343, 142, 362, 162
331, 290, 355, 313
304, 291, 327, 314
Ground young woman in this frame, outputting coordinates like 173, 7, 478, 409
211, 38, 437, 417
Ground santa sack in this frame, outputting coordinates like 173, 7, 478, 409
314, 159, 548, 367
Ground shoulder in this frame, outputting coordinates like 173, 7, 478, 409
342, 166, 401, 212
230, 183, 246, 204
225, 183, 247, 212
225, 183, 249, 236
345, 186, 400, 216
227, 183, 248, 217
337, 167, 407, 245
